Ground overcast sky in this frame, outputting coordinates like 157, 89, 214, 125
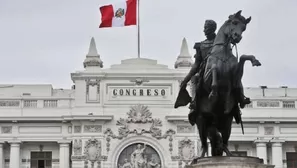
0, 0, 296, 89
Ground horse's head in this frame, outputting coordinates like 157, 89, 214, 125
225, 10, 251, 44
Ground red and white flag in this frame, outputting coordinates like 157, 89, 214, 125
99, 0, 137, 28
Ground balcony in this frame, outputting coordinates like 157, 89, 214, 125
244, 99, 296, 109
0, 98, 73, 109
0, 98, 74, 118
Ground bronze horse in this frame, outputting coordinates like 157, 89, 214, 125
195, 10, 261, 157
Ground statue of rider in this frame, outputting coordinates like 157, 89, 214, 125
180, 20, 217, 125
179, 20, 251, 126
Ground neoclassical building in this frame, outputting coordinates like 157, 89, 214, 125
0, 37, 296, 168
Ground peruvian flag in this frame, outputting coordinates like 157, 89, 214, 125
99, 0, 137, 28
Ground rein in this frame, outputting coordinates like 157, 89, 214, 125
212, 31, 239, 62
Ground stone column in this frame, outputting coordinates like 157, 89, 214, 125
271, 139, 285, 168
254, 139, 268, 164
9, 142, 21, 168
0, 142, 4, 168
59, 142, 70, 168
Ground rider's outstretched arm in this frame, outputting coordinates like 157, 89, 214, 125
181, 51, 201, 88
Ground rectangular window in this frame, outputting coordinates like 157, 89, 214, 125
283, 101, 295, 108
23, 100, 37, 108
43, 100, 57, 108
287, 152, 297, 168
257, 101, 280, 107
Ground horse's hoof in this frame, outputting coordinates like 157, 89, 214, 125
252, 59, 261, 66
200, 148, 208, 158
223, 145, 233, 156
240, 97, 251, 108
190, 156, 201, 165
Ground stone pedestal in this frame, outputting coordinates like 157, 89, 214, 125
185, 156, 274, 168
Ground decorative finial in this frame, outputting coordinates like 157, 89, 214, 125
83, 37, 103, 69
87, 37, 99, 56
180, 37, 191, 56
174, 37, 193, 69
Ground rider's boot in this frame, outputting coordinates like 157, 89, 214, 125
239, 94, 251, 108
236, 84, 251, 108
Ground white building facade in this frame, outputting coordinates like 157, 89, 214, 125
0, 38, 296, 168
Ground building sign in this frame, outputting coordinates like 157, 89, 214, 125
106, 85, 172, 104
112, 88, 166, 97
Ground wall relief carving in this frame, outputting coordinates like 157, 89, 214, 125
73, 139, 82, 155
84, 138, 101, 162
104, 104, 176, 153
130, 78, 149, 86
1, 126, 12, 134
171, 138, 196, 168
176, 125, 195, 133
84, 125, 102, 133
117, 143, 161, 168
82, 138, 107, 168
126, 104, 153, 123
264, 127, 274, 135
74, 126, 82, 133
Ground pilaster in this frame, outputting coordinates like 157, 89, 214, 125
9, 141, 21, 168
254, 139, 268, 164
0, 142, 4, 168
270, 139, 285, 168
59, 141, 71, 168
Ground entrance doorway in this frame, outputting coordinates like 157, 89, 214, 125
30, 152, 52, 168
287, 152, 297, 168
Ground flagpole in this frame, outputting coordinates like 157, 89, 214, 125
137, 0, 140, 58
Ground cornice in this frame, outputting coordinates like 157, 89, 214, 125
0, 97, 74, 100
165, 115, 297, 123
63, 115, 113, 121
0, 115, 113, 122
70, 71, 187, 79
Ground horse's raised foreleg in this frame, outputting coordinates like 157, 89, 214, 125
208, 64, 218, 101
236, 55, 261, 80
235, 55, 261, 108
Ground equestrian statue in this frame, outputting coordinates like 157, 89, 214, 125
174, 10, 261, 158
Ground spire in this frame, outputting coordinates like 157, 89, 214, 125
180, 37, 191, 56
87, 37, 99, 56
174, 37, 193, 69
83, 37, 103, 69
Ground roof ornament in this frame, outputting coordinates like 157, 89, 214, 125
83, 37, 103, 69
